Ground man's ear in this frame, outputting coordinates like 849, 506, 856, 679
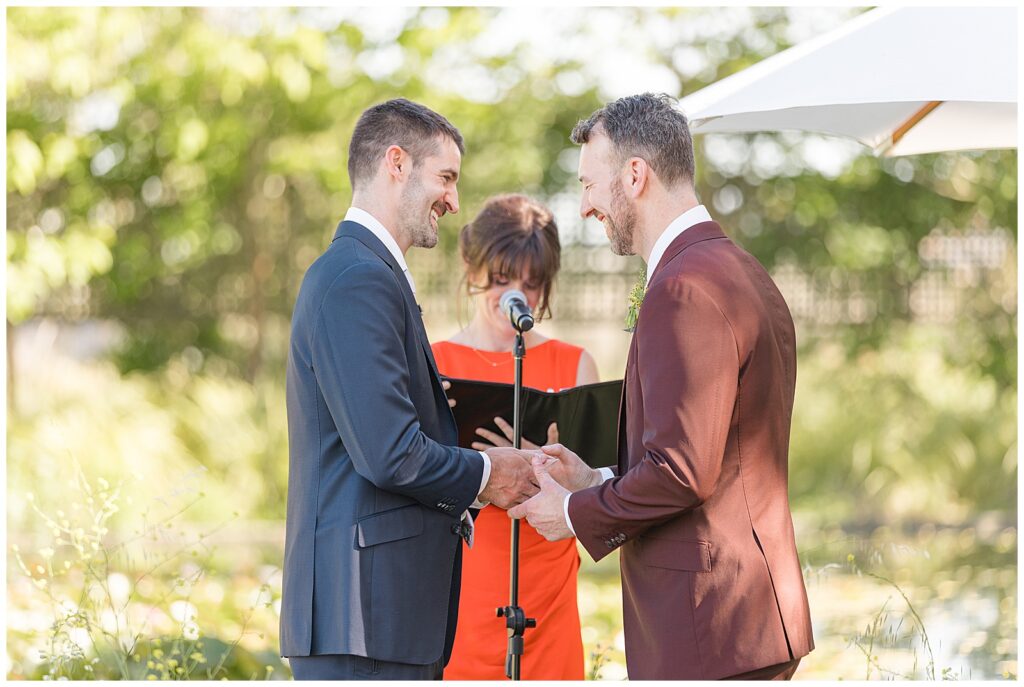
624, 157, 649, 199
383, 145, 408, 181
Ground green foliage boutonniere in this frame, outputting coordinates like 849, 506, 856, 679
624, 266, 647, 333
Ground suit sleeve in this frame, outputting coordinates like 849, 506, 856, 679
568, 278, 739, 561
311, 261, 484, 514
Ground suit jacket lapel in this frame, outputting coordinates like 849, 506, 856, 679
335, 221, 444, 383
616, 222, 726, 473
646, 221, 727, 286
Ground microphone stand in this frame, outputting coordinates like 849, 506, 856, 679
496, 329, 535, 679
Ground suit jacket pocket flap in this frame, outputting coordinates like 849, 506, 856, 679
639, 536, 712, 572
357, 505, 424, 548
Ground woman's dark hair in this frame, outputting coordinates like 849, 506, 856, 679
458, 194, 561, 321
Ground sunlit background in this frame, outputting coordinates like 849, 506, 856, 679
6, 6, 1017, 680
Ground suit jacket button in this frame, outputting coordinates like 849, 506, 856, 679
451, 524, 462, 535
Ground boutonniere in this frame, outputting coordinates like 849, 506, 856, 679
624, 266, 647, 333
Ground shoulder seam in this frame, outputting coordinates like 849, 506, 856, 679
310, 255, 401, 344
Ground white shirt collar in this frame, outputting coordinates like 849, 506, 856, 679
344, 206, 409, 274
645, 205, 713, 287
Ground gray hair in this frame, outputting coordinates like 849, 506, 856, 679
347, 98, 465, 190
570, 93, 695, 188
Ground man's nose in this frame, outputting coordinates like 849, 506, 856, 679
445, 188, 459, 215
579, 195, 593, 220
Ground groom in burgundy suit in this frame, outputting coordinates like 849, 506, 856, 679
509, 93, 814, 679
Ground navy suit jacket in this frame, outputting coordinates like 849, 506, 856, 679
280, 220, 484, 664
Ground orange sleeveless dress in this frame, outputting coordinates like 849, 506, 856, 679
432, 339, 586, 680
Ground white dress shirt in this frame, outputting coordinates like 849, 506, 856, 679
344, 207, 491, 530
345, 207, 416, 294
562, 205, 714, 536
645, 204, 712, 288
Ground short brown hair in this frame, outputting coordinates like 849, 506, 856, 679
571, 93, 695, 188
347, 98, 465, 190
459, 194, 561, 321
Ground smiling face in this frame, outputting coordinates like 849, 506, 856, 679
577, 129, 638, 256
398, 135, 461, 249
458, 194, 561, 336
469, 265, 545, 338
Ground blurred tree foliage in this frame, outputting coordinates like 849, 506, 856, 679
6, 6, 601, 378
7, 6, 1016, 519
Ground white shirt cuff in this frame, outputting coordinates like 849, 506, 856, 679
470, 450, 491, 509
563, 493, 576, 537
563, 468, 613, 537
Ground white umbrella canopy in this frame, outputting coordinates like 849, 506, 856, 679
678, 6, 1018, 156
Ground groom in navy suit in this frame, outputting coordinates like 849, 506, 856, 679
280, 99, 538, 680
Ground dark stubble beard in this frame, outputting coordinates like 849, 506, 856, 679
399, 170, 439, 249
607, 179, 638, 256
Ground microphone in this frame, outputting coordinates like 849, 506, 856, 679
499, 289, 535, 332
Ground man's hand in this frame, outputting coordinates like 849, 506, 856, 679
479, 447, 540, 510
507, 456, 573, 541
537, 443, 602, 493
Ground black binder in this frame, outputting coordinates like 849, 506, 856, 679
443, 378, 623, 468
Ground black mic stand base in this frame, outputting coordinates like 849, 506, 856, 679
496, 604, 536, 679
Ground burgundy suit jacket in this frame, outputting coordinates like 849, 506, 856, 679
568, 221, 814, 679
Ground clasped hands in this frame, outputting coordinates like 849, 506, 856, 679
480, 442, 602, 542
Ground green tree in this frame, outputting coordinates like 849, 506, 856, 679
7, 7, 602, 379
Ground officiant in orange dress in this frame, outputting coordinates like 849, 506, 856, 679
432, 194, 599, 680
